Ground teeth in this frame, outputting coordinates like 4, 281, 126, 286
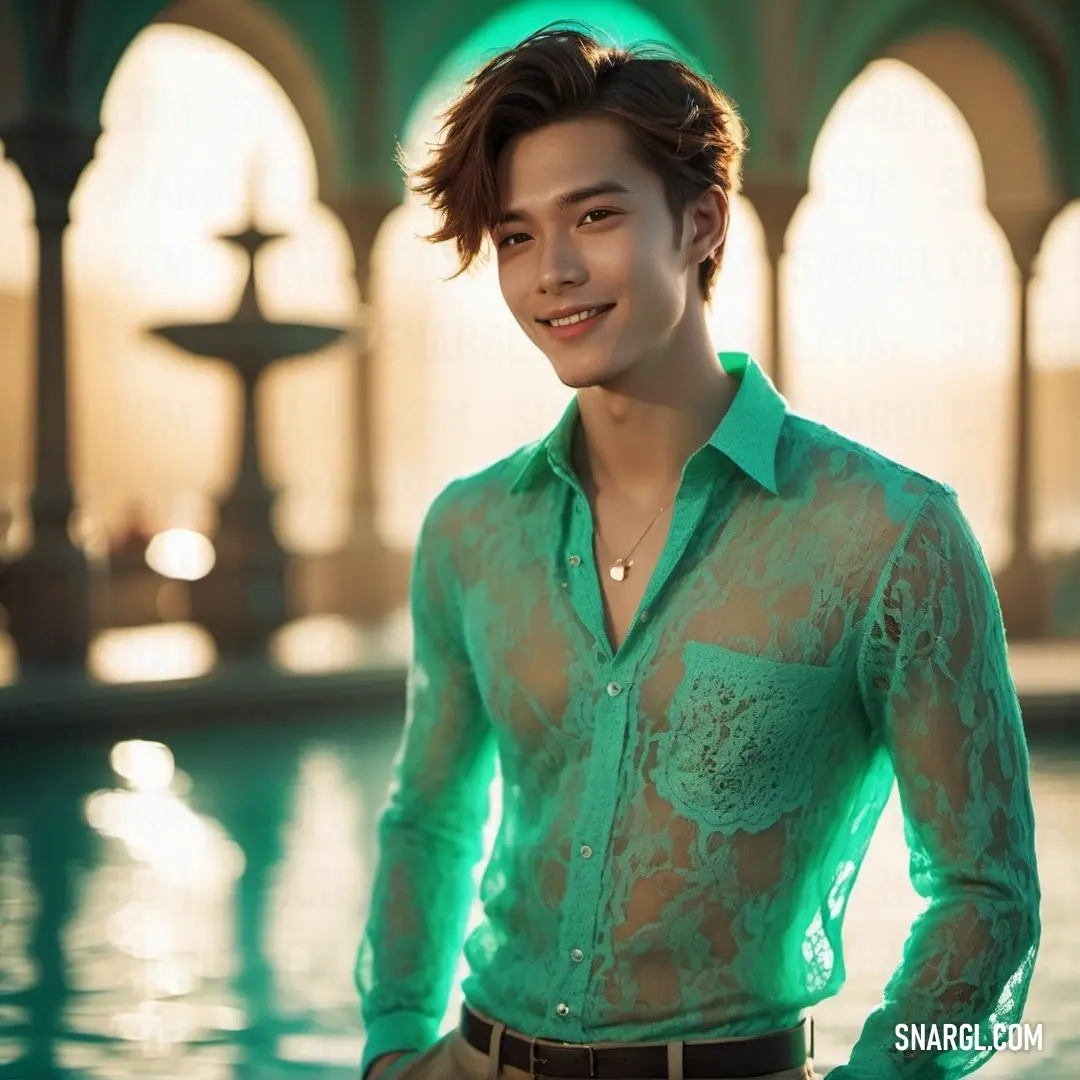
550, 306, 606, 327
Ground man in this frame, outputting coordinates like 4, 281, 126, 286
355, 24, 1041, 1080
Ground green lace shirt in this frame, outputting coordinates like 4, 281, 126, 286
356, 352, 1041, 1079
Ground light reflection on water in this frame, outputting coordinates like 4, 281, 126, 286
0, 725, 1077, 1079
60, 743, 247, 1078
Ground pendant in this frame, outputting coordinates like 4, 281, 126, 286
609, 558, 632, 582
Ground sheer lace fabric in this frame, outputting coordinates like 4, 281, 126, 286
356, 354, 1040, 1080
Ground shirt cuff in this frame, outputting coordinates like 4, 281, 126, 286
360, 1012, 443, 1078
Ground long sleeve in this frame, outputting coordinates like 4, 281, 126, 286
833, 485, 1041, 1079
355, 483, 498, 1078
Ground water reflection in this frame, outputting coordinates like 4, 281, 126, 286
0, 720, 1077, 1078
0, 834, 35, 1065
59, 743, 250, 1079
0, 741, 109, 1078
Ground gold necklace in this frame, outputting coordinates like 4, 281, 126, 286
593, 464, 683, 581
595, 502, 670, 581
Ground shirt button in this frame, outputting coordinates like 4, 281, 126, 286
639, 610, 649, 622
568, 554, 581, 567
571, 948, 584, 963
606, 681, 622, 697
580, 845, 593, 859
556, 1003, 571, 1017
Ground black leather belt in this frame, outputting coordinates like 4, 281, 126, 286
460, 1004, 812, 1078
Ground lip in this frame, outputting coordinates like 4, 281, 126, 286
537, 302, 615, 323
538, 303, 616, 341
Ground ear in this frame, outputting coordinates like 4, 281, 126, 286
686, 185, 729, 266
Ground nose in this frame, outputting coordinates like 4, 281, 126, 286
536, 232, 587, 293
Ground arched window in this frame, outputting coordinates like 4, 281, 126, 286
787, 58, 1014, 566
1031, 202, 1080, 560
70, 24, 359, 560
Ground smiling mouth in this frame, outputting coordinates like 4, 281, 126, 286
541, 304, 616, 327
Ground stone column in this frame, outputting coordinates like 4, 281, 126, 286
310, 186, 411, 619
988, 199, 1063, 639
0, 116, 100, 673
330, 188, 398, 547
742, 178, 806, 396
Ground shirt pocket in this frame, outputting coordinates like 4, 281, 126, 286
656, 641, 846, 834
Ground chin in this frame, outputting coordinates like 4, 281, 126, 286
546, 349, 626, 390
559, 374, 602, 390
552, 363, 615, 391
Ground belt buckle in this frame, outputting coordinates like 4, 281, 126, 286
528, 1037, 596, 1079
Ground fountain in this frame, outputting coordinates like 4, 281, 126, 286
148, 219, 349, 659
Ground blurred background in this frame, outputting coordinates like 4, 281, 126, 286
0, 0, 1078, 1077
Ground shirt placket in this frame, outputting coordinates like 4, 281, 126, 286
549, 470, 718, 1036
546, 671, 628, 1035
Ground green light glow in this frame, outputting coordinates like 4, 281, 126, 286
403, 1, 697, 154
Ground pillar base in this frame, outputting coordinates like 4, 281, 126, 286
995, 552, 1049, 641
0, 538, 96, 675
189, 489, 291, 660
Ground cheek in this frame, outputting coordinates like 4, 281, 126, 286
588, 230, 636, 283
624, 253, 685, 323
606, 225, 680, 298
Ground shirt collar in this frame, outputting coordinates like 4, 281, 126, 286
509, 352, 786, 496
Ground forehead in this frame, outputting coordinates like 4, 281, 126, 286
496, 115, 650, 206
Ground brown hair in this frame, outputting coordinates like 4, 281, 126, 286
405, 24, 748, 303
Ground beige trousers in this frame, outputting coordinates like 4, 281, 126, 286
385, 1024, 821, 1080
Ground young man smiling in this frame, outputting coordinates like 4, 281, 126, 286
355, 25, 1041, 1080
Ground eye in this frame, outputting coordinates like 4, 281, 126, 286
498, 232, 530, 249
580, 208, 616, 225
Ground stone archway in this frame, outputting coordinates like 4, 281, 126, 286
787, 58, 1018, 552
789, 15, 1067, 638
885, 27, 1059, 213
146, 1, 411, 620
51, 21, 367, 646
885, 27, 1068, 636
153, 0, 342, 199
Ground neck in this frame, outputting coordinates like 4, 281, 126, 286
572, 318, 737, 506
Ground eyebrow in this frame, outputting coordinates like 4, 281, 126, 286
497, 181, 632, 227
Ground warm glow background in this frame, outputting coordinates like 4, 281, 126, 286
0, 22, 1077, 566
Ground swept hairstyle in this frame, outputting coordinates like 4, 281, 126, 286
405, 23, 748, 303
